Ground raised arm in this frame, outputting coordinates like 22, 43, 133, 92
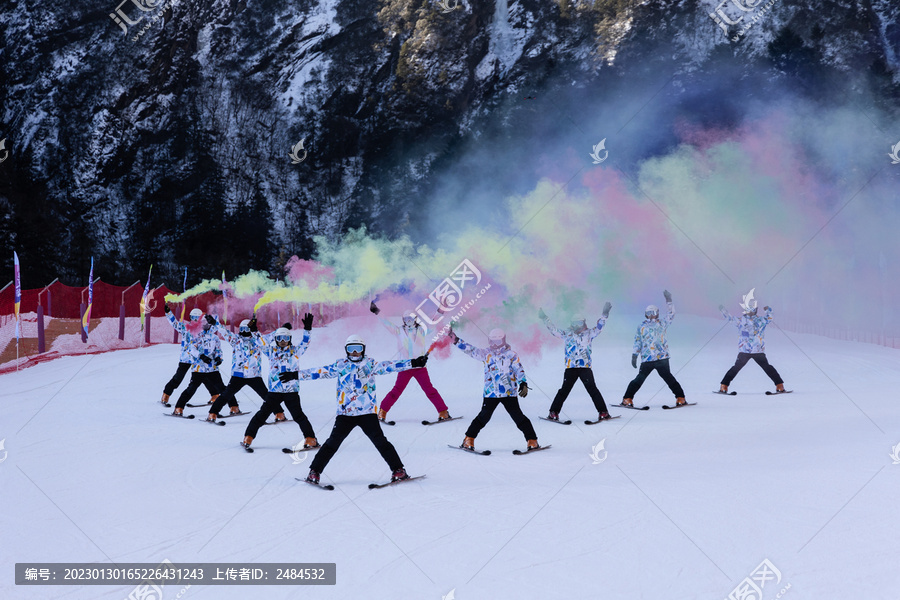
298, 360, 341, 381
164, 307, 187, 336
662, 290, 675, 325
374, 359, 414, 376
719, 305, 739, 327
456, 340, 489, 361
538, 308, 564, 339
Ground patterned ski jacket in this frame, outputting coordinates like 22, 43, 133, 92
165, 312, 194, 363
299, 357, 414, 416
260, 329, 311, 393
633, 301, 675, 362
721, 307, 773, 353
455, 340, 526, 398
216, 325, 263, 379
542, 315, 606, 369
189, 327, 222, 374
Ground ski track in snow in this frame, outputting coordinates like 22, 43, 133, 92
1, 315, 899, 599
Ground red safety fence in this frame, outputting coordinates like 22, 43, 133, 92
0, 279, 349, 375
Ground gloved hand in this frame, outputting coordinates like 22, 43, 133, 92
282, 322, 292, 330
631, 354, 638, 369
278, 371, 299, 383
764, 306, 771, 311
302, 313, 314, 331
164, 303, 170, 314
200, 354, 212, 365
205, 314, 216, 325
369, 301, 380, 315
214, 357, 223, 366
718, 304, 725, 311
663, 290, 672, 303
248, 318, 258, 333
518, 382, 529, 397
602, 302, 612, 318
538, 308, 547, 320
411, 355, 428, 368
448, 327, 459, 344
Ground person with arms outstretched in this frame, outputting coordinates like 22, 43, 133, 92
717, 292, 787, 394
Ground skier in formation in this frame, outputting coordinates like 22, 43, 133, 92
622, 290, 687, 408
205, 317, 270, 422
240, 314, 318, 452
300, 334, 429, 486
539, 303, 614, 422
370, 301, 452, 423
450, 326, 540, 452
717, 292, 787, 394
164, 306, 225, 416
160, 307, 208, 406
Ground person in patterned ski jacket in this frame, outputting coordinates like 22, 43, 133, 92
241, 314, 318, 451
370, 301, 452, 423
451, 326, 539, 452
717, 300, 786, 393
540, 302, 613, 422
160, 307, 202, 406
169, 309, 225, 415
205, 316, 272, 422
300, 334, 428, 486
622, 291, 686, 407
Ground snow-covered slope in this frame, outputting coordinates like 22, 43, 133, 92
1, 314, 898, 599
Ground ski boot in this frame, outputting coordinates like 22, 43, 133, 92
621, 398, 633, 407
675, 397, 687, 406
305, 469, 320, 485
719, 384, 729, 393
377, 408, 388, 422
598, 411, 612, 421
391, 467, 410, 482
160, 393, 170, 406
241, 436, 253, 450
526, 439, 539, 449
208, 395, 219, 405
205, 413, 217, 422
546, 411, 560, 422
462, 436, 476, 450
437, 410, 452, 422
173, 407, 184, 416
775, 383, 785, 392
274, 412, 287, 423
229, 406, 242, 415
304, 437, 319, 449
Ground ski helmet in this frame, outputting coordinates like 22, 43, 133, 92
402, 310, 418, 328
239, 319, 251, 337
645, 305, 659, 319
488, 328, 506, 348
190, 308, 202, 320
274, 327, 292, 346
345, 334, 366, 362
571, 314, 587, 330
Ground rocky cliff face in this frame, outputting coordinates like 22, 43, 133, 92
1, 0, 897, 285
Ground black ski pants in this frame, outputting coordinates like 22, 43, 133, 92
310, 413, 403, 473
175, 371, 226, 408
209, 376, 270, 415
721, 352, 784, 386
244, 391, 315, 440
624, 358, 684, 400
465, 396, 537, 440
550, 367, 609, 414
163, 362, 191, 395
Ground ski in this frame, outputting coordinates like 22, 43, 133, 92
584, 416, 622, 425
448, 444, 491, 456
216, 411, 251, 418
160, 402, 171, 407
240, 443, 254, 453
262, 419, 295, 426
662, 403, 697, 409
368, 475, 426, 489
164, 413, 195, 419
421, 416, 463, 426
295, 477, 334, 491
539, 416, 573, 425
713, 390, 737, 395
765, 390, 793, 395
201, 418, 226, 426
186, 402, 214, 408
281, 446, 320, 454
614, 403, 650, 411
513, 444, 552, 455
378, 417, 396, 426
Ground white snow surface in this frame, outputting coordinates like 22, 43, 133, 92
1, 314, 899, 599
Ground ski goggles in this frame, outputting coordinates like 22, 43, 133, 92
239, 326, 251, 333
275, 334, 292, 343
190, 315, 201, 321
345, 343, 364, 354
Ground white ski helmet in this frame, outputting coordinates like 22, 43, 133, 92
571, 314, 587, 329
645, 305, 659, 319
402, 310, 418, 328
239, 319, 251, 336
488, 328, 506, 348
345, 334, 366, 361
274, 327, 292, 346
240, 319, 251, 328
190, 308, 203, 319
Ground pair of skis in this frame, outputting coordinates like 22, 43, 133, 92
539, 415, 622, 426
295, 475, 427, 491
713, 390, 793, 396
447, 444, 552, 456
379, 416, 463, 426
